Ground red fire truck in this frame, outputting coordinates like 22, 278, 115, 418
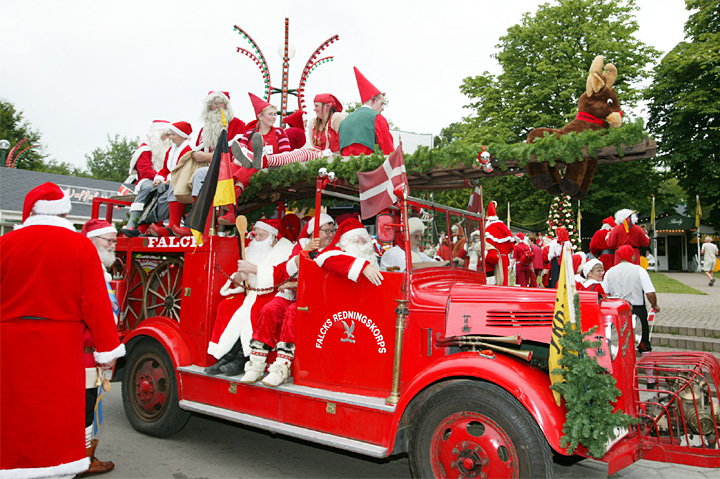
98, 147, 720, 478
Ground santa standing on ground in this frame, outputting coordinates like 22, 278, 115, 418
484, 201, 514, 286
589, 216, 617, 272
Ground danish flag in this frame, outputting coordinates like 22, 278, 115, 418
357, 144, 408, 220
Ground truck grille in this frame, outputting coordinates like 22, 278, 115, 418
485, 310, 554, 328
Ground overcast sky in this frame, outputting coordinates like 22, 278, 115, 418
1, 0, 690, 170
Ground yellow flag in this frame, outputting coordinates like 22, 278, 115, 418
548, 243, 576, 406
507, 202, 511, 226
696, 195, 702, 228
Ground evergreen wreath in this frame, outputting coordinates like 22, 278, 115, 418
550, 295, 637, 458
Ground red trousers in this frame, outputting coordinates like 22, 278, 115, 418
252, 296, 297, 349
515, 264, 532, 287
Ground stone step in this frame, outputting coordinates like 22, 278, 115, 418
651, 333, 720, 354
653, 324, 720, 339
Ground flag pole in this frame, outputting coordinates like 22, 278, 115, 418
652, 196, 658, 272
696, 195, 702, 271
577, 200, 582, 247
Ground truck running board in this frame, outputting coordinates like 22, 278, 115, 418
179, 399, 389, 458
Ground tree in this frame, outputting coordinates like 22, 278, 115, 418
645, 0, 720, 227
547, 195, 581, 249
446, 0, 663, 236
0, 99, 46, 170
85, 134, 139, 182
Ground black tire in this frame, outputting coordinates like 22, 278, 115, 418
121, 339, 191, 437
409, 380, 553, 479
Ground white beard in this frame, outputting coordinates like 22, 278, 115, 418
245, 236, 275, 265
201, 107, 235, 152
147, 129, 172, 171
97, 246, 116, 269
340, 235, 379, 268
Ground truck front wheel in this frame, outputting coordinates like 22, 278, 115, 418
409, 380, 553, 478
121, 339, 191, 437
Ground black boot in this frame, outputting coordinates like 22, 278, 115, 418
220, 355, 248, 376
204, 353, 233, 375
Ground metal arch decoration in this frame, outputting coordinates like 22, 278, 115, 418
234, 25, 272, 100
6, 138, 39, 168
234, 18, 339, 121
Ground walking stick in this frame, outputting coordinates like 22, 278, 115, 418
235, 215, 249, 290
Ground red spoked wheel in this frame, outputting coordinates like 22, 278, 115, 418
409, 381, 553, 479
124, 259, 147, 330
430, 411, 518, 478
121, 340, 190, 437
142, 258, 183, 321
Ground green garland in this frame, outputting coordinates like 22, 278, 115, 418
550, 295, 637, 458
238, 118, 648, 204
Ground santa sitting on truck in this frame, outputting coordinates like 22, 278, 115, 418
484, 201, 514, 285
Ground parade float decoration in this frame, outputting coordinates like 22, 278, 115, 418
547, 195, 581, 250
234, 17, 339, 121
526, 55, 624, 199
4, 137, 39, 168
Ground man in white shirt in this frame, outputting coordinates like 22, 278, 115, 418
701, 236, 718, 286
602, 244, 660, 353
380, 218, 435, 272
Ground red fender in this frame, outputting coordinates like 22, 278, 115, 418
122, 316, 192, 370
391, 351, 568, 455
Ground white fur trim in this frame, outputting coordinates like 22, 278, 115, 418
0, 457, 90, 479
408, 217, 424, 234
348, 258, 366, 282
485, 232, 514, 243
85, 226, 116, 238
220, 278, 244, 296
128, 144, 151, 175
169, 124, 189, 138
153, 174, 166, 183
286, 256, 299, 276
93, 343, 126, 364
340, 227, 365, 243
213, 291, 257, 359
32, 194, 72, 217
21, 215, 76, 231
255, 264, 274, 289
254, 220, 279, 236
315, 249, 346, 267
207, 341, 218, 356
130, 202, 145, 212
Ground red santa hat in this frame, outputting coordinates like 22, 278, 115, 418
249, 92, 273, 117
254, 219, 282, 238
486, 201, 498, 221
283, 110, 304, 129
149, 119, 170, 132
329, 217, 366, 248
80, 219, 116, 238
601, 216, 616, 228
556, 226, 570, 243
617, 244, 636, 263
572, 253, 586, 274
169, 121, 192, 139
515, 232, 526, 242
208, 90, 230, 100
335, 211, 360, 226
353, 67, 382, 104
583, 258, 603, 278
314, 93, 343, 112
22, 182, 71, 222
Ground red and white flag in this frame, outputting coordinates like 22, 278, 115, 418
117, 184, 133, 196
467, 186, 483, 214
357, 144, 408, 220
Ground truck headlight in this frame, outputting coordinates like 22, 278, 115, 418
605, 323, 619, 360
631, 314, 642, 347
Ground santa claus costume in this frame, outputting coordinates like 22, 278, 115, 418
207, 220, 294, 365
484, 201, 514, 286
153, 121, 194, 237
513, 233, 533, 287
338, 67, 395, 156
589, 216, 617, 272
315, 218, 379, 282
1, 183, 124, 479
606, 209, 649, 266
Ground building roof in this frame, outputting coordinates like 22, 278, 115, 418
0, 167, 125, 226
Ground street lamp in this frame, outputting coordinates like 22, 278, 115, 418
0, 139, 11, 167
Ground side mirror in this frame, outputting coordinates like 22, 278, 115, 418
376, 214, 396, 244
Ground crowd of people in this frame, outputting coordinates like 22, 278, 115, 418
120, 66, 394, 238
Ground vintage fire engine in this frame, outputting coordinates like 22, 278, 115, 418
97, 142, 720, 478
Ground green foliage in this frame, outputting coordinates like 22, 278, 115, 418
645, 0, 720, 226
459, 0, 659, 145
548, 196, 581, 248
550, 295, 637, 458
0, 99, 46, 170
85, 134, 139, 182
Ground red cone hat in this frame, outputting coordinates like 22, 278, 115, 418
486, 201, 498, 220
353, 67, 381, 104
248, 93, 272, 117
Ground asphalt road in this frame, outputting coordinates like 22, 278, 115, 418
97, 385, 718, 479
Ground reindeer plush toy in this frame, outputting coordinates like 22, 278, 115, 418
526, 55, 623, 200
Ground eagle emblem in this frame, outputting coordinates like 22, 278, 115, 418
340, 320, 355, 343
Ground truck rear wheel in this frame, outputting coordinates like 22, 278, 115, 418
121, 340, 190, 437
409, 381, 553, 479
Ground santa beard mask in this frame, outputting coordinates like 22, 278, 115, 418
340, 233, 379, 268
245, 234, 275, 265
201, 106, 235, 152
147, 129, 172, 171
